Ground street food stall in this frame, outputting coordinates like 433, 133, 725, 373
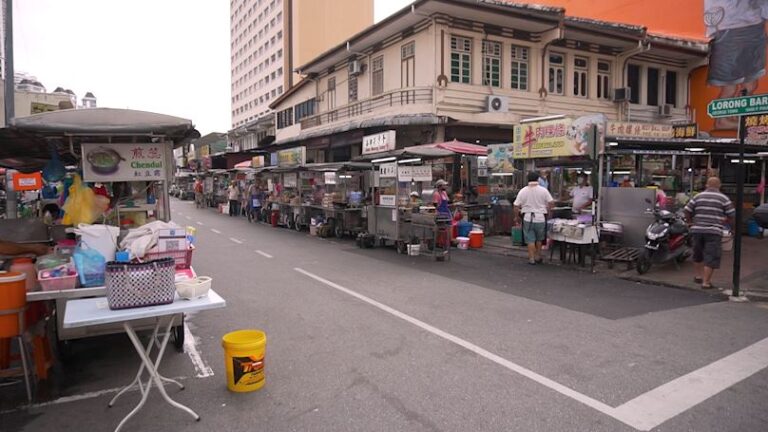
356, 140, 488, 260
303, 162, 369, 238
3, 108, 200, 352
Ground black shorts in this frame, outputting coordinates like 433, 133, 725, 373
708, 22, 767, 86
692, 233, 723, 269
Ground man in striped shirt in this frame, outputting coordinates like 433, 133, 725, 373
684, 177, 735, 289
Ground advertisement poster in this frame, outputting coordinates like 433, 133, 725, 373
283, 173, 298, 188
251, 156, 265, 168
82, 143, 167, 182
277, 147, 306, 167
363, 130, 396, 155
12, 172, 42, 191
744, 114, 768, 145
512, 115, 604, 159
397, 166, 432, 182
606, 121, 674, 139
486, 143, 515, 174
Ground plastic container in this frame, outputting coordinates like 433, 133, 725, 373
143, 246, 194, 269
10, 258, 37, 292
456, 236, 470, 250
511, 227, 524, 246
747, 219, 762, 238
0, 272, 27, 338
469, 230, 484, 249
457, 221, 473, 238
38, 271, 78, 291
175, 276, 211, 299
222, 330, 267, 392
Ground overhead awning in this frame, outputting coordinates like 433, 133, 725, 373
409, 140, 488, 156
304, 162, 371, 172
234, 160, 251, 169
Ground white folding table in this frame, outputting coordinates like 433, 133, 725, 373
63, 290, 226, 432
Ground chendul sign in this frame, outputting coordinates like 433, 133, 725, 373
707, 94, 768, 118
82, 143, 167, 182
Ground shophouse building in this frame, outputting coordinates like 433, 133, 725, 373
266, 0, 708, 165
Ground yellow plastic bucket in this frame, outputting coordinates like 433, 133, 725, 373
222, 329, 267, 392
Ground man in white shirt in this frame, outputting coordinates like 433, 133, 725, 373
514, 171, 554, 265
570, 173, 593, 214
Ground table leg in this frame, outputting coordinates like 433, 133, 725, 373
109, 317, 184, 408
116, 320, 199, 432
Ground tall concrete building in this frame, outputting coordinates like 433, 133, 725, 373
230, 0, 373, 129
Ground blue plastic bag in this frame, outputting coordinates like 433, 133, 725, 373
73, 246, 106, 287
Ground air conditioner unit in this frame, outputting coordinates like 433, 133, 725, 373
613, 87, 631, 102
348, 60, 363, 76
486, 95, 509, 113
658, 104, 673, 117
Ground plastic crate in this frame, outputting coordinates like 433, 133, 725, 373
143, 246, 194, 269
38, 271, 78, 291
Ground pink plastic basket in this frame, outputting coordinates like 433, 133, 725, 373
38, 271, 79, 291
142, 246, 194, 269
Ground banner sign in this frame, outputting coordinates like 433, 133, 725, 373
12, 172, 42, 191
606, 121, 673, 139
324, 172, 337, 185
397, 166, 432, 182
283, 173, 298, 188
251, 156, 265, 168
513, 115, 604, 159
363, 130, 396, 155
379, 162, 397, 178
486, 143, 515, 174
673, 123, 698, 139
744, 115, 768, 146
379, 195, 396, 206
82, 143, 167, 182
278, 147, 305, 167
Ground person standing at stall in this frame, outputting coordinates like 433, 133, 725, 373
684, 177, 735, 289
194, 178, 204, 208
570, 173, 593, 215
227, 181, 240, 217
514, 171, 554, 265
432, 180, 451, 218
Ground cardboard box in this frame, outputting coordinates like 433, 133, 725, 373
158, 228, 188, 252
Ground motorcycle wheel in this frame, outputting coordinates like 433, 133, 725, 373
676, 252, 690, 264
636, 251, 652, 275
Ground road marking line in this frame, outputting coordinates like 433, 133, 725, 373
211, 228, 222, 234
255, 250, 273, 258
229, 237, 243, 244
613, 336, 768, 431
0, 377, 188, 414
196, 221, 204, 226
184, 324, 214, 378
293, 268, 634, 428
185, 216, 192, 220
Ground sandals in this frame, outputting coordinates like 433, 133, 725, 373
701, 284, 718, 290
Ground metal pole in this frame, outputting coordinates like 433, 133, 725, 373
4, 0, 13, 124
761, 159, 766, 206
733, 115, 746, 298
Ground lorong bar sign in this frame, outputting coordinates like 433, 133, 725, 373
707, 94, 768, 118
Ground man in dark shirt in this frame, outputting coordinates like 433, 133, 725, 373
684, 177, 735, 289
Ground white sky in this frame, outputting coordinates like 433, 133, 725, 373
14, 0, 414, 135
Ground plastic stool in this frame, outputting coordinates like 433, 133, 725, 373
0, 307, 33, 402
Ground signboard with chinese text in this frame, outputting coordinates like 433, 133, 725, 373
283, 173, 298, 188
673, 124, 698, 139
363, 130, 396, 155
378, 162, 397, 178
82, 143, 168, 182
379, 195, 396, 206
513, 115, 603, 159
278, 147, 305, 167
251, 156, 265, 168
324, 172, 337, 185
744, 114, 768, 146
397, 166, 432, 182
606, 121, 674, 139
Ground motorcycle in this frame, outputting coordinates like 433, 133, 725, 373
636, 202, 691, 275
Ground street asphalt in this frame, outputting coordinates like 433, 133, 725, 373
2, 198, 768, 432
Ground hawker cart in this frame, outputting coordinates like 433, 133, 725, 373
304, 162, 369, 237
6, 108, 200, 351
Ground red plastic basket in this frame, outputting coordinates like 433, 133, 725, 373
142, 246, 194, 269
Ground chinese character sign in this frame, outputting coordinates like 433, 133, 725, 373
363, 130, 396, 155
378, 163, 397, 178
672, 124, 698, 139
513, 115, 604, 159
82, 143, 167, 182
744, 115, 768, 145
606, 121, 674, 139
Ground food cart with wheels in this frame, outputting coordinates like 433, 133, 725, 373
304, 162, 369, 238
357, 141, 488, 260
7, 108, 200, 352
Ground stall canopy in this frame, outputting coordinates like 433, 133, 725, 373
355, 140, 487, 161
234, 160, 251, 169
0, 108, 200, 172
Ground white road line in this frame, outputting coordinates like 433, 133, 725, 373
613, 336, 768, 431
211, 228, 222, 234
0, 377, 188, 414
255, 250, 273, 258
229, 237, 243, 244
293, 268, 632, 428
184, 324, 214, 378
196, 221, 204, 226
185, 216, 192, 220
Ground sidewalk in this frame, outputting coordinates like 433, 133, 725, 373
481, 234, 768, 300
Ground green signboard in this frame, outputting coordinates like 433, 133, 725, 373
707, 94, 768, 118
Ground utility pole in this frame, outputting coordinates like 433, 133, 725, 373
4, 0, 16, 219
